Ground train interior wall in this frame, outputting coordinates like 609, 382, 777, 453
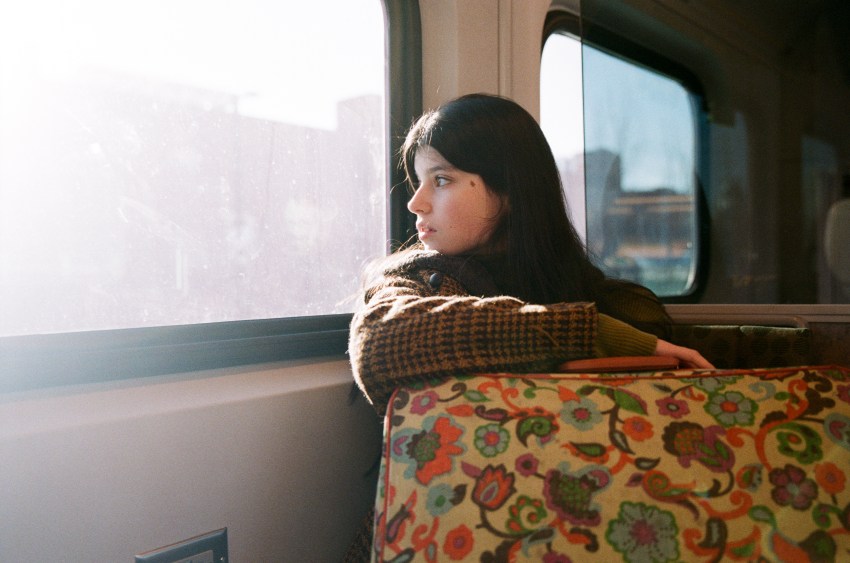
0, 360, 381, 561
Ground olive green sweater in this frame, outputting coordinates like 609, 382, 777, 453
349, 249, 666, 414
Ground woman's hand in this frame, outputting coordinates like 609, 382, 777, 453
654, 339, 715, 369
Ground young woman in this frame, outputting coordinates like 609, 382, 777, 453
344, 93, 712, 560
349, 93, 711, 418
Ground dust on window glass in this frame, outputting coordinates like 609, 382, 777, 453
0, 0, 387, 336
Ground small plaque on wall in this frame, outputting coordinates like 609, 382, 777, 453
135, 528, 227, 563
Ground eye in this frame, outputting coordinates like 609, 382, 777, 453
434, 175, 450, 187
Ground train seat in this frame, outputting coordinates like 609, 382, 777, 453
372, 364, 850, 561
825, 198, 850, 284
670, 324, 812, 369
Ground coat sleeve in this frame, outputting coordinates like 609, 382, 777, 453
348, 271, 598, 413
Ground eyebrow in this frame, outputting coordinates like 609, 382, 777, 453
423, 164, 456, 175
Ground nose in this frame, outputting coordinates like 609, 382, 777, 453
407, 184, 431, 215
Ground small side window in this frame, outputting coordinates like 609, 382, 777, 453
541, 18, 705, 298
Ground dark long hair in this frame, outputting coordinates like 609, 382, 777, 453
400, 93, 670, 337
401, 93, 605, 304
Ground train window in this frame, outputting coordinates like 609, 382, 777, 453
0, 0, 386, 337
541, 21, 704, 298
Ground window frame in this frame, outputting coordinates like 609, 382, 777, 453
0, 0, 422, 393
543, 9, 710, 303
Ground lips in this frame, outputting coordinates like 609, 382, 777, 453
416, 222, 436, 237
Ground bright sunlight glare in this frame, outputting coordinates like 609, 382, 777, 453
0, 0, 383, 129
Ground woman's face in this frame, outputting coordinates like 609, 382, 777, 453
408, 146, 505, 255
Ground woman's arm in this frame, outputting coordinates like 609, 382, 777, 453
349, 268, 712, 412
349, 273, 597, 412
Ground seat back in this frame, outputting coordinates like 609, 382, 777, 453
671, 324, 812, 368
825, 199, 850, 284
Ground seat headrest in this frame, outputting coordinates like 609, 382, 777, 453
825, 199, 850, 284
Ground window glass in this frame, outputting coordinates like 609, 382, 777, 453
540, 33, 587, 243
541, 32, 699, 297
0, 0, 387, 336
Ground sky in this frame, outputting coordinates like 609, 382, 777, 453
540, 33, 696, 193
0, 0, 384, 129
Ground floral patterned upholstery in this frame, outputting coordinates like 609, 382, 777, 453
373, 365, 850, 562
